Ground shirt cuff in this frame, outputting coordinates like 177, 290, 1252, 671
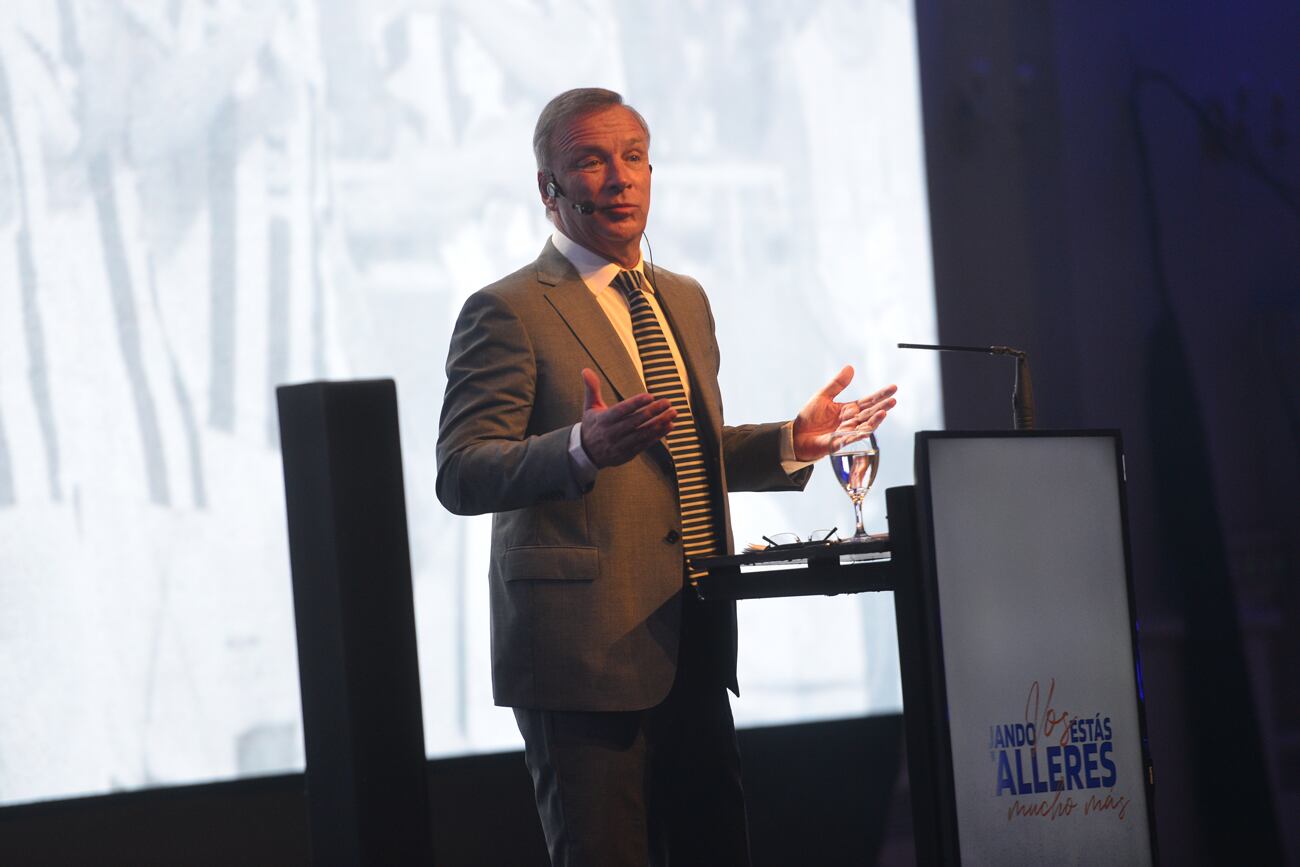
779, 421, 814, 476
567, 422, 599, 494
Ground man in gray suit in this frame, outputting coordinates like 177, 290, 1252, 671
436, 88, 896, 866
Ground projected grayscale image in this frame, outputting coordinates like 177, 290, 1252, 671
0, 0, 938, 805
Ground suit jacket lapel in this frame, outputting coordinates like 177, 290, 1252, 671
537, 241, 676, 475
651, 267, 723, 441
536, 241, 645, 404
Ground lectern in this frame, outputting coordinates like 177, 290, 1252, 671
695, 431, 1158, 865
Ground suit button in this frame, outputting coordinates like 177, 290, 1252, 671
664, 529, 681, 544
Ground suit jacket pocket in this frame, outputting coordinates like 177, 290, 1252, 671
502, 545, 599, 582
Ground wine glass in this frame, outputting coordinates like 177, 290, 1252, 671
828, 432, 880, 541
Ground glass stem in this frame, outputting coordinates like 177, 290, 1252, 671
852, 498, 866, 538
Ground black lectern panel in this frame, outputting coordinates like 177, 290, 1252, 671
913, 431, 1157, 864
277, 380, 433, 866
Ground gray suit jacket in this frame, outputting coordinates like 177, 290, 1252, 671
436, 240, 810, 712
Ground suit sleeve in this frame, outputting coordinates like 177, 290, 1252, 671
436, 289, 577, 515
721, 423, 813, 492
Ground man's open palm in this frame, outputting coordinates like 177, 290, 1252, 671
792, 365, 897, 461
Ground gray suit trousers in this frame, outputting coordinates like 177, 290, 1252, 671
514, 593, 751, 867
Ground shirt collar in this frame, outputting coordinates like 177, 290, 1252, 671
551, 230, 652, 295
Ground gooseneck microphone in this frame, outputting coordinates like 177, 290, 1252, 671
545, 177, 595, 215
898, 342, 1037, 430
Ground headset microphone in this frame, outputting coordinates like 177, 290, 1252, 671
546, 176, 595, 215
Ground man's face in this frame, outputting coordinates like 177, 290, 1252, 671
539, 106, 651, 267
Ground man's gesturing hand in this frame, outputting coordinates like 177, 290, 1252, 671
579, 368, 677, 468
792, 365, 898, 462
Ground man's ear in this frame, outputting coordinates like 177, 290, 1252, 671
537, 171, 556, 211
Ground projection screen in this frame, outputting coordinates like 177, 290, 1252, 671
0, 0, 939, 805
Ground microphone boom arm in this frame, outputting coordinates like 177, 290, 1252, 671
898, 343, 1037, 430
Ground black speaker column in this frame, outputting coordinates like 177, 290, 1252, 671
277, 379, 434, 865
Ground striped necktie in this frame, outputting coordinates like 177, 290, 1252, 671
611, 269, 719, 587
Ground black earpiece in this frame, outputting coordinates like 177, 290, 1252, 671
546, 174, 595, 216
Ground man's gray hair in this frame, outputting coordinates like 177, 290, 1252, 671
532, 88, 650, 172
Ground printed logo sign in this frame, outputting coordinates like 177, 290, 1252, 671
990, 679, 1132, 824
